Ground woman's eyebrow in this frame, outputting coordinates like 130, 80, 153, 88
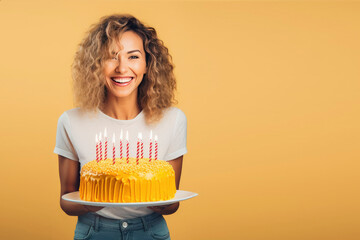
127, 50, 142, 55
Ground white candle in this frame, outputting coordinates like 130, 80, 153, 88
149, 130, 153, 160
112, 133, 116, 164
104, 128, 108, 160
154, 135, 158, 160
119, 129, 123, 159
99, 132, 102, 160
126, 130, 129, 163
140, 132, 143, 159
95, 134, 99, 162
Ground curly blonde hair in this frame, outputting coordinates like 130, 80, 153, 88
72, 14, 177, 123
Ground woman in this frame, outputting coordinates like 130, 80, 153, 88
55, 14, 187, 240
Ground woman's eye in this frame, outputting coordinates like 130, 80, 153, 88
129, 55, 139, 59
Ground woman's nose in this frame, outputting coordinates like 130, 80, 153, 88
115, 58, 127, 73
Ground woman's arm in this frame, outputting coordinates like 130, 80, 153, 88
58, 155, 103, 216
148, 156, 183, 215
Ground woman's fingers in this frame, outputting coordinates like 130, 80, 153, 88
84, 205, 104, 212
148, 206, 166, 211
147, 203, 178, 215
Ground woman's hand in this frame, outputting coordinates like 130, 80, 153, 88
147, 157, 183, 215
148, 202, 179, 215
83, 205, 104, 213
59, 155, 104, 216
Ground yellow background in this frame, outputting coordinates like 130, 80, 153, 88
1, 1, 359, 239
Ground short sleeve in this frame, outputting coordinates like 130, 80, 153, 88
54, 112, 79, 161
164, 109, 188, 160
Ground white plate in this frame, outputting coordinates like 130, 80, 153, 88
62, 190, 198, 207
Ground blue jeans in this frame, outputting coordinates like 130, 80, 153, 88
74, 212, 171, 240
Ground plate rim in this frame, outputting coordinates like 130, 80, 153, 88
62, 190, 198, 207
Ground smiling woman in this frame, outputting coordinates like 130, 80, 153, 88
71, 14, 177, 123
103, 31, 147, 102
55, 14, 187, 240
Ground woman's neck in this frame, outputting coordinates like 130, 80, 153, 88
101, 95, 141, 120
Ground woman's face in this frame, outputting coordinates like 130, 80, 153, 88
103, 30, 147, 101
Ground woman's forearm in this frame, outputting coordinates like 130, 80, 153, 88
60, 198, 90, 216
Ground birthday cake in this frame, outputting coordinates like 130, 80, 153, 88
79, 157, 176, 203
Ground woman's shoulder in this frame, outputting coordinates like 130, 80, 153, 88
163, 107, 186, 118
160, 107, 187, 125
57, 108, 78, 120
57, 108, 98, 123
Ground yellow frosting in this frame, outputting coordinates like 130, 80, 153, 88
79, 158, 176, 202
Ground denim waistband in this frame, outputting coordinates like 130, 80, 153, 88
78, 212, 162, 232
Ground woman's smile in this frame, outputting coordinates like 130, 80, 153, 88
111, 76, 134, 86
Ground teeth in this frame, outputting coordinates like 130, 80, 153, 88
112, 77, 132, 83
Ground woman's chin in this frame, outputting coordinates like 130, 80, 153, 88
108, 90, 137, 100
106, 80, 141, 100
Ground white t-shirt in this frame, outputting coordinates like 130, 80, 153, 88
54, 107, 187, 219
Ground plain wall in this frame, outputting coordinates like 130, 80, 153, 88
0, 1, 359, 239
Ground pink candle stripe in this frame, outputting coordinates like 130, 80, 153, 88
99, 140, 102, 161
96, 142, 99, 162
136, 139, 140, 165
120, 140, 123, 159
105, 137, 108, 160
113, 144, 115, 164
126, 131, 129, 163
126, 141, 129, 163
154, 135, 158, 160
149, 141, 152, 161
96, 134, 99, 162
